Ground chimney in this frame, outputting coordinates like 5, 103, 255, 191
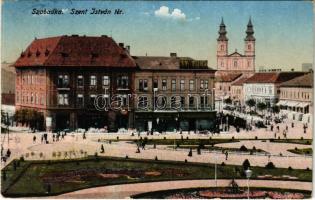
126, 45, 130, 54
118, 43, 124, 48
170, 52, 177, 57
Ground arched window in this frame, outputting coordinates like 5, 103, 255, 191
234, 60, 237, 67
221, 45, 224, 51
248, 44, 251, 50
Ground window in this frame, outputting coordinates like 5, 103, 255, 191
234, 60, 237, 67
16, 92, 19, 103
171, 96, 177, 108
77, 94, 84, 106
204, 80, 208, 89
221, 45, 224, 51
189, 80, 194, 91
117, 75, 129, 89
171, 79, 176, 91
58, 94, 69, 105
139, 79, 148, 91
102, 75, 110, 86
77, 75, 84, 87
248, 44, 251, 50
31, 93, 34, 104
180, 96, 185, 109
138, 96, 148, 108
90, 75, 97, 86
139, 80, 143, 91
58, 74, 69, 87
180, 80, 185, 91
162, 79, 167, 91
35, 94, 38, 104
41, 95, 44, 105
153, 79, 158, 89
189, 96, 194, 108
200, 80, 204, 90
90, 94, 96, 105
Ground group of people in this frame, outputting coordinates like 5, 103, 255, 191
1, 146, 11, 163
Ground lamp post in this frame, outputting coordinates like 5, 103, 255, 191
214, 150, 217, 187
212, 88, 215, 111
245, 168, 253, 199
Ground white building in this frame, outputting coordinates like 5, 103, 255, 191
243, 72, 306, 106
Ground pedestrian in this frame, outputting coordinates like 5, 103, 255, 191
286, 125, 288, 131
53, 134, 55, 142
274, 132, 277, 138
270, 124, 273, 132
6, 149, 11, 158
225, 151, 228, 160
1, 146, 3, 156
41, 135, 43, 143
291, 122, 294, 128
33, 135, 36, 143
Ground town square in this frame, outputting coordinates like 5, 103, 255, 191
1, 0, 313, 199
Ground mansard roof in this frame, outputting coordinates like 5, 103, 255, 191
15, 35, 136, 68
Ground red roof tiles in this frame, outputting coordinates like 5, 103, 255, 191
244, 72, 306, 84
216, 73, 242, 82
15, 35, 136, 68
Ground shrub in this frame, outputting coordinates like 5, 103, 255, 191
184, 159, 188, 163
279, 153, 283, 156
188, 148, 193, 157
250, 150, 253, 155
94, 152, 98, 157
306, 167, 310, 171
300, 137, 303, 140
239, 145, 248, 151
125, 155, 129, 159
163, 137, 166, 140
20, 156, 25, 162
288, 166, 293, 171
2, 170, 6, 181
155, 156, 158, 161
255, 136, 258, 140
39, 152, 43, 158
232, 136, 235, 140
116, 136, 119, 140
265, 162, 276, 169
242, 159, 250, 170
252, 146, 256, 151
294, 147, 298, 151
221, 162, 226, 166
186, 136, 189, 140
209, 137, 212, 140
278, 136, 280, 140
306, 141, 310, 145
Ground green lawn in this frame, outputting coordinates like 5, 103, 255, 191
171, 145, 267, 154
1, 157, 312, 197
287, 148, 312, 155
268, 139, 312, 145
99, 138, 240, 146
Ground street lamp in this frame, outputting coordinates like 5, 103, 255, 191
245, 168, 253, 199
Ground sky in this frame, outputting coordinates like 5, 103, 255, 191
1, 1, 313, 71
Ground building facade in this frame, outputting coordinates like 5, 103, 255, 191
243, 72, 306, 106
278, 73, 313, 122
133, 54, 216, 132
15, 35, 137, 132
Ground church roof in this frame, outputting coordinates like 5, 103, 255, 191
15, 35, 137, 68
228, 51, 244, 57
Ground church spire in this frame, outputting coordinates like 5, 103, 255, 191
217, 17, 228, 41
245, 17, 255, 41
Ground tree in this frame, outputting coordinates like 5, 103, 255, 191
242, 159, 250, 170
246, 99, 256, 110
224, 97, 232, 105
271, 105, 280, 113
257, 102, 267, 112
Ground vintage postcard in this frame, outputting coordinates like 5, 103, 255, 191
1, 0, 313, 199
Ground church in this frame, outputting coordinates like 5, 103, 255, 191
215, 18, 256, 103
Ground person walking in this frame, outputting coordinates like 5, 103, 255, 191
225, 151, 228, 160
33, 135, 36, 143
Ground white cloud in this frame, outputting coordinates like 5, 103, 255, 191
154, 6, 186, 21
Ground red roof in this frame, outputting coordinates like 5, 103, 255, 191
244, 72, 306, 84
216, 73, 242, 82
15, 35, 136, 68
231, 77, 250, 86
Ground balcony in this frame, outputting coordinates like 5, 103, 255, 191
57, 83, 70, 90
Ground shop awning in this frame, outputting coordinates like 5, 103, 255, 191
276, 100, 287, 106
298, 102, 309, 107
286, 101, 299, 107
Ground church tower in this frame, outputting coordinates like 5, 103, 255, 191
244, 18, 255, 56
217, 18, 228, 70
244, 18, 255, 71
